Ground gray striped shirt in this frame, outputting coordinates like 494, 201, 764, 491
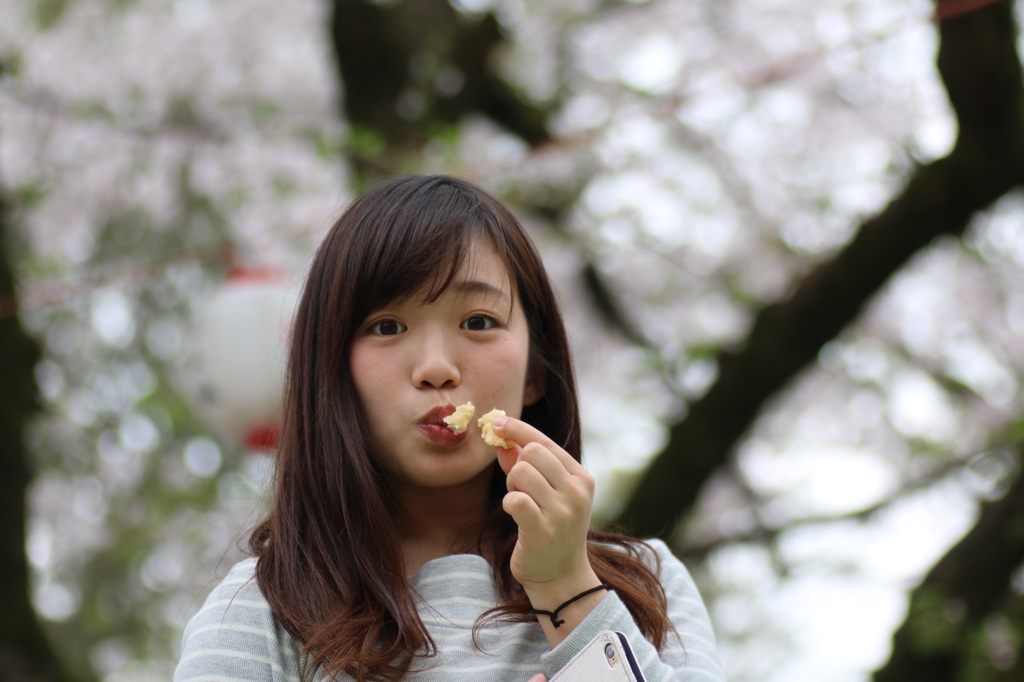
174, 540, 725, 681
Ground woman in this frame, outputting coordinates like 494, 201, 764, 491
174, 175, 726, 681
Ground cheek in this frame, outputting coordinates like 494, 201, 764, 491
477, 338, 532, 389
349, 346, 392, 407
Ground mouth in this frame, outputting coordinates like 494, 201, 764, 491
417, 405, 469, 448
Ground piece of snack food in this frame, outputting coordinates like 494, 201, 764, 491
443, 402, 475, 434
478, 408, 515, 449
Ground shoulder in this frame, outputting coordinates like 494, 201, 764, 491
193, 557, 269, 621
175, 558, 303, 681
638, 538, 689, 574
598, 537, 711, 616
631, 538, 705, 597
179, 557, 272, 645
587, 538, 726, 678
641, 541, 724, 668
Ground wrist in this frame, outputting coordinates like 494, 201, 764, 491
522, 567, 603, 611
530, 583, 611, 629
524, 567, 608, 634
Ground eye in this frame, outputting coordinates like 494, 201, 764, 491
461, 315, 497, 331
369, 319, 406, 336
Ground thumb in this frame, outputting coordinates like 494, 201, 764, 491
528, 675, 547, 682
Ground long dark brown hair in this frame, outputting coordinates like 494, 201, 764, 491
249, 175, 673, 680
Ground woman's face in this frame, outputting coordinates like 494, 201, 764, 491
349, 238, 541, 496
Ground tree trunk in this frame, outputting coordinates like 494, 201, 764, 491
0, 193, 71, 680
328, 0, 551, 175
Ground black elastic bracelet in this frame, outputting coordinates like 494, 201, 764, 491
530, 584, 612, 629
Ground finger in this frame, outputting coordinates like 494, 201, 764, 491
502, 489, 542, 529
528, 675, 547, 682
491, 416, 580, 471
515, 442, 585, 492
510, 455, 595, 531
505, 458, 557, 508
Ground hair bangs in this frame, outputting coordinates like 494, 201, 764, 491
345, 178, 514, 325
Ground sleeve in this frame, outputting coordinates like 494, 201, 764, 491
540, 540, 726, 682
173, 560, 304, 682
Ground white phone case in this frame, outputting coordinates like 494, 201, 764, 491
549, 630, 645, 682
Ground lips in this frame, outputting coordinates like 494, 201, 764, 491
417, 405, 469, 448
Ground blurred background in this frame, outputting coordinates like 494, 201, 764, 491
2, 0, 1024, 680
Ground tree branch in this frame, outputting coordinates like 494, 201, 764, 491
873, 451, 1024, 681
677, 449, 988, 563
614, 0, 1024, 539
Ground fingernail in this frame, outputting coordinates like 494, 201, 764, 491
492, 416, 507, 429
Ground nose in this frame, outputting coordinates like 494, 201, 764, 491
411, 329, 460, 389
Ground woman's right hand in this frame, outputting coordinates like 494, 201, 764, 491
491, 415, 597, 592
491, 416, 606, 646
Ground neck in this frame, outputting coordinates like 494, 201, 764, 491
391, 469, 497, 575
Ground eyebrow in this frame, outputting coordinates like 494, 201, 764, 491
450, 280, 511, 302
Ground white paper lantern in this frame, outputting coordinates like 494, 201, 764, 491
190, 267, 298, 450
